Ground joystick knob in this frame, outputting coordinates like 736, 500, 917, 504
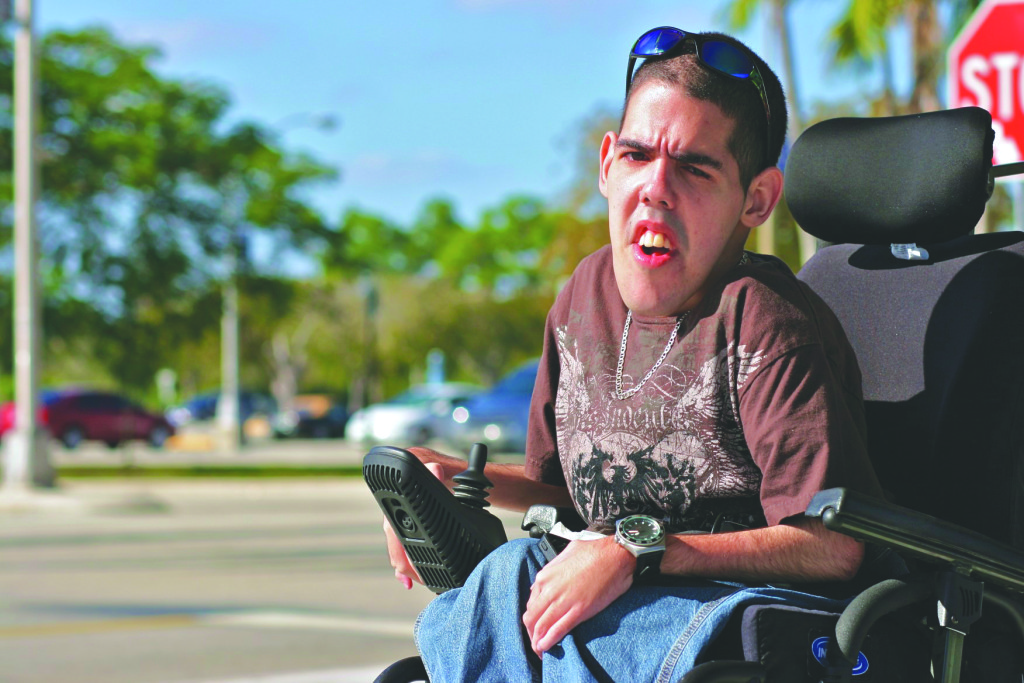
453, 443, 494, 509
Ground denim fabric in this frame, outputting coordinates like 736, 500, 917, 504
415, 538, 853, 683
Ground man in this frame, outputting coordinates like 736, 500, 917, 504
384, 28, 883, 681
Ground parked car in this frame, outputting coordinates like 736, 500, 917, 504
0, 389, 74, 440
272, 394, 348, 439
444, 360, 539, 454
344, 382, 481, 446
44, 390, 175, 449
166, 391, 277, 427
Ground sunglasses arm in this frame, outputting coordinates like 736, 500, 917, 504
625, 56, 638, 94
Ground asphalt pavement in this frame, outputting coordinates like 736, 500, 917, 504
0, 439, 527, 683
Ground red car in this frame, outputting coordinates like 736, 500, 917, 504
0, 389, 66, 441
49, 390, 174, 449
1, 390, 174, 449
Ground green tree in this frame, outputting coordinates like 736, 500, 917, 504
0, 27, 336, 397
315, 193, 581, 400
559, 105, 618, 220
724, 0, 815, 267
827, 0, 984, 115
724, 0, 804, 136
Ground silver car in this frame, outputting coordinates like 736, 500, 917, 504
344, 382, 481, 446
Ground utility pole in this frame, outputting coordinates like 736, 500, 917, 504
215, 113, 338, 451
2, 0, 53, 490
217, 185, 244, 453
217, 265, 243, 452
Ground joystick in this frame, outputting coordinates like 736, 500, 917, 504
452, 443, 494, 509
363, 443, 507, 594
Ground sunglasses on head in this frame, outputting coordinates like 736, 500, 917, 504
627, 27, 772, 161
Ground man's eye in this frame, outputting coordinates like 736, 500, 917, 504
623, 151, 647, 161
683, 165, 710, 179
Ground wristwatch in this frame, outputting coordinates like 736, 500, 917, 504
614, 514, 666, 581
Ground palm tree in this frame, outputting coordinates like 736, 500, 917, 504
906, 0, 943, 113
829, 0, 903, 114
725, 0, 804, 139
828, 0, 984, 114
725, 0, 816, 265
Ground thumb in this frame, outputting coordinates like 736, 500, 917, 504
425, 461, 445, 481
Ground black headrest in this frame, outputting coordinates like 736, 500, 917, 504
784, 107, 994, 245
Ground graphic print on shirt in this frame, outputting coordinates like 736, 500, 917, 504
554, 325, 767, 530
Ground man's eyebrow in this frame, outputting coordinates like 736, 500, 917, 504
615, 138, 724, 171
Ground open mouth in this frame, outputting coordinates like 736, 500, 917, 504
631, 226, 675, 268
637, 229, 672, 256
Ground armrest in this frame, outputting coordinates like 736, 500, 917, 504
521, 504, 586, 537
806, 488, 1024, 594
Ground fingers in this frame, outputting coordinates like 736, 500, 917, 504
379, 461, 447, 590
424, 461, 444, 481
524, 566, 563, 656
523, 583, 545, 656
524, 580, 582, 657
534, 608, 581, 656
522, 538, 635, 656
383, 517, 422, 588
380, 456, 448, 589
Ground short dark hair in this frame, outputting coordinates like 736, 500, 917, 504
621, 31, 787, 189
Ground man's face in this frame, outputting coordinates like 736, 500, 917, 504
599, 81, 762, 317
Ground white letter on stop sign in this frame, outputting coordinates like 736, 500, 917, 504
960, 52, 1024, 123
962, 55, 993, 111
991, 52, 1020, 120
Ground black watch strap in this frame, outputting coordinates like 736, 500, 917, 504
634, 549, 663, 580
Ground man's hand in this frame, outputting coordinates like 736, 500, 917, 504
382, 461, 445, 590
523, 535, 635, 656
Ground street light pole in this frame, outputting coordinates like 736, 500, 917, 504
215, 114, 338, 452
217, 184, 244, 453
217, 248, 243, 451
2, 0, 53, 490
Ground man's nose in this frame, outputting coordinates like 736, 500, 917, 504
640, 159, 674, 209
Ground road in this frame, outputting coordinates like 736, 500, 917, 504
0, 467, 526, 682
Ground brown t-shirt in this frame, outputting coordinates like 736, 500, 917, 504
525, 246, 882, 533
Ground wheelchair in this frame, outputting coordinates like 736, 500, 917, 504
372, 106, 1024, 682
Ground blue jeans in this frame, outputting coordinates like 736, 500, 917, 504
415, 538, 853, 682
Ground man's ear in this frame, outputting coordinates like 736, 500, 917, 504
598, 131, 616, 199
740, 166, 784, 228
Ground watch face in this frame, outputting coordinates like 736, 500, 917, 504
618, 515, 664, 546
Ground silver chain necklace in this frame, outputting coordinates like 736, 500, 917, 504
612, 252, 749, 400
613, 310, 688, 400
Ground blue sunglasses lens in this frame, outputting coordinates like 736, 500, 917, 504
627, 28, 773, 160
700, 41, 754, 79
634, 28, 685, 56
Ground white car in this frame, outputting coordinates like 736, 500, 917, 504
344, 382, 481, 446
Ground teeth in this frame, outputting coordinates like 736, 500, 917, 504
638, 230, 670, 250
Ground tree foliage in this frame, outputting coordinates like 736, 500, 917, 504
0, 27, 336, 397
314, 194, 597, 402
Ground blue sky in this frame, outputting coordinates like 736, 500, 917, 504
38, 0, 906, 229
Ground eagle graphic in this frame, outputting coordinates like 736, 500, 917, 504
555, 327, 766, 531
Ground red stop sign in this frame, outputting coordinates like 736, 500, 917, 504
948, 0, 1024, 164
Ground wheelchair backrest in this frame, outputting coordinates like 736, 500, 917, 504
786, 107, 1024, 550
